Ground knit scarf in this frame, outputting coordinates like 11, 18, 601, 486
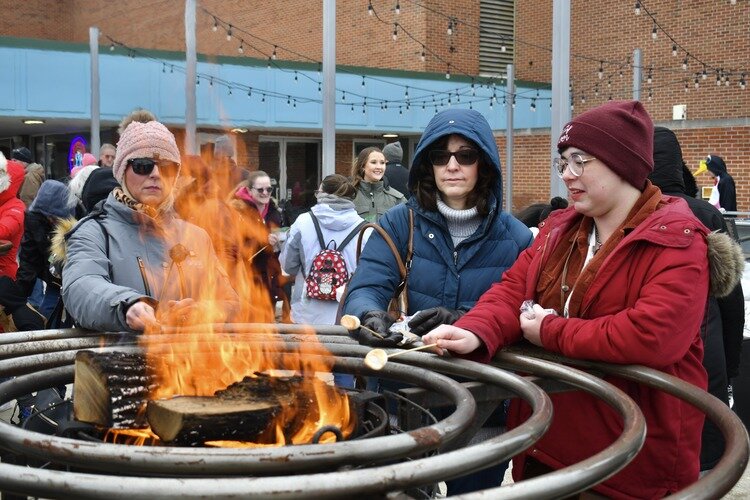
536, 181, 663, 318
315, 192, 356, 211
436, 197, 483, 247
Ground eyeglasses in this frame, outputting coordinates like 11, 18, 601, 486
253, 187, 273, 194
553, 153, 596, 178
428, 149, 479, 166
127, 157, 180, 177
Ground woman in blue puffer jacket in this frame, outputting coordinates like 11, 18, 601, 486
343, 108, 532, 342
342, 108, 532, 494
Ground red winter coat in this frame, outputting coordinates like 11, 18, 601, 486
456, 196, 709, 499
0, 158, 26, 279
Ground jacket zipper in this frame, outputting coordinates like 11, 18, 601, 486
453, 250, 458, 265
136, 256, 153, 297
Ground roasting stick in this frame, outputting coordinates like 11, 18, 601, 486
340, 314, 386, 339
248, 245, 269, 263
364, 343, 439, 371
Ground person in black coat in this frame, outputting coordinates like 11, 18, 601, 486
650, 126, 745, 470
382, 141, 409, 197
16, 180, 76, 320
705, 154, 737, 213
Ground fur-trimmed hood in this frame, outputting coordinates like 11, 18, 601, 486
0, 154, 26, 206
50, 217, 77, 266
707, 230, 744, 298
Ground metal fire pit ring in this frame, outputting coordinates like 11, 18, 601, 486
0, 353, 481, 475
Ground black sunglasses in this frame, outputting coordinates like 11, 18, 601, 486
428, 149, 479, 166
253, 187, 273, 194
127, 157, 180, 177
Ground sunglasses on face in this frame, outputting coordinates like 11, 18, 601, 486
428, 149, 479, 166
127, 157, 180, 177
253, 187, 273, 194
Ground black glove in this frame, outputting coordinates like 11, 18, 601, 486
352, 310, 403, 347
408, 307, 465, 336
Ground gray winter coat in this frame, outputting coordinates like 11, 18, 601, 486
62, 193, 238, 332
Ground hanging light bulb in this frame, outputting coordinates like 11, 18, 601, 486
420, 47, 426, 62
445, 64, 451, 79
647, 69, 652, 85
287, 96, 291, 106
361, 75, 366, 87
228, 87, 232, 96
685, 80, 689, 92
272, 46, 277, 60
317, 82, 321, 93
368, 1, 373, 15
392, 23, 398, 41
619, 69, 624, 78
109, 43, 115, 51
702, 66, 708, 79
209, 77, 213, 87
395, 1, 400, 14
695, 75, 700, 89
405, 86, 409, 98
607, 78, 612, 88
212, 17, 218, 32
261, 94, 265, 102
731, 0, 737, 5
530, 99, 536, 112
648, 88, 653, 101
226, 25, 232, 41
682, 55, 688, 70
267, 56, 272, 68
581, 93, 586, 104
238, 42, 244, 54
651, 23, 658, 40
598, 61, 604, 79
635, 1, 641, 15
608, 94, 613, 101
447, 19, 453, 36
672, 44, 678, 56
294, 71, 298, 82
595, 84, 599, 97
247, 88, 252, 98
196, 76, 200, 85
293, 99, 297, 108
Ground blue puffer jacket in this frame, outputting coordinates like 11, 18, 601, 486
343, 108, 532, 319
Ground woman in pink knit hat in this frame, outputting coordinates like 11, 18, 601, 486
60, 111, 238, 333
423, 100, 744, 497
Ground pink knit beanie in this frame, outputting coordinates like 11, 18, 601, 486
82, 153, 98, 167
557, 100, 654, 190
113, 120, 181, 183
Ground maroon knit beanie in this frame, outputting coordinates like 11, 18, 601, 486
557, 100, 654, 190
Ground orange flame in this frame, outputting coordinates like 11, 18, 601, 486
125, 160, 353, 446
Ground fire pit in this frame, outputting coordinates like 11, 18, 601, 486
0, 325, 747, 498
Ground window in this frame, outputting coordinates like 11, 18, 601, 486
479, 0, 515, 77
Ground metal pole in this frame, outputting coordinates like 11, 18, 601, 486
89, 27, 100, 157
550, 0, 571, 199
633, 48, 642, 101
184, 0, 197, 155
321, 0, 336, 177
505, 64, 514, 213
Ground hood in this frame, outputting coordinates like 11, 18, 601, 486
0, 156, 26, 205
649, 127, 685, 195
51, 217, 77, 265
707, 230, 744, 298
30, 180, 75, 219
409, 108, 502, 203
706, 154, 727, 175
311, 203, 362, 231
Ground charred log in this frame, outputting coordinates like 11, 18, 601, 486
147, 373, 313, 446
73, 350, 155, 428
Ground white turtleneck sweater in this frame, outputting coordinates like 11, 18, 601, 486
436, 197, 483, 247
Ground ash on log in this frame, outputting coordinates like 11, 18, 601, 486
74, 350, 155, 428
147, 373, 310, 446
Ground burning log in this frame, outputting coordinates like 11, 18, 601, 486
146, 373, 311, 446
74, 350, 155, 428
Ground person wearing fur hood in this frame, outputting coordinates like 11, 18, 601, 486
60, 115, 238, 332
424, 101, 744, 498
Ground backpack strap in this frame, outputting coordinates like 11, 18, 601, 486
338, 220, 368, 252
309, 212, 326, 250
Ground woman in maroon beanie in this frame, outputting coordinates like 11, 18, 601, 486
423, 100, 743, 498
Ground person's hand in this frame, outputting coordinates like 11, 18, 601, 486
126, 300, 158, 331
352, 310, 402, 347
268, 233, 279, 246
408, 307, 465, 336
520, 303, 551, 346
422, 324, 482, 355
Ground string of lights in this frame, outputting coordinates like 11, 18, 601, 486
634, 0, 746, 89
